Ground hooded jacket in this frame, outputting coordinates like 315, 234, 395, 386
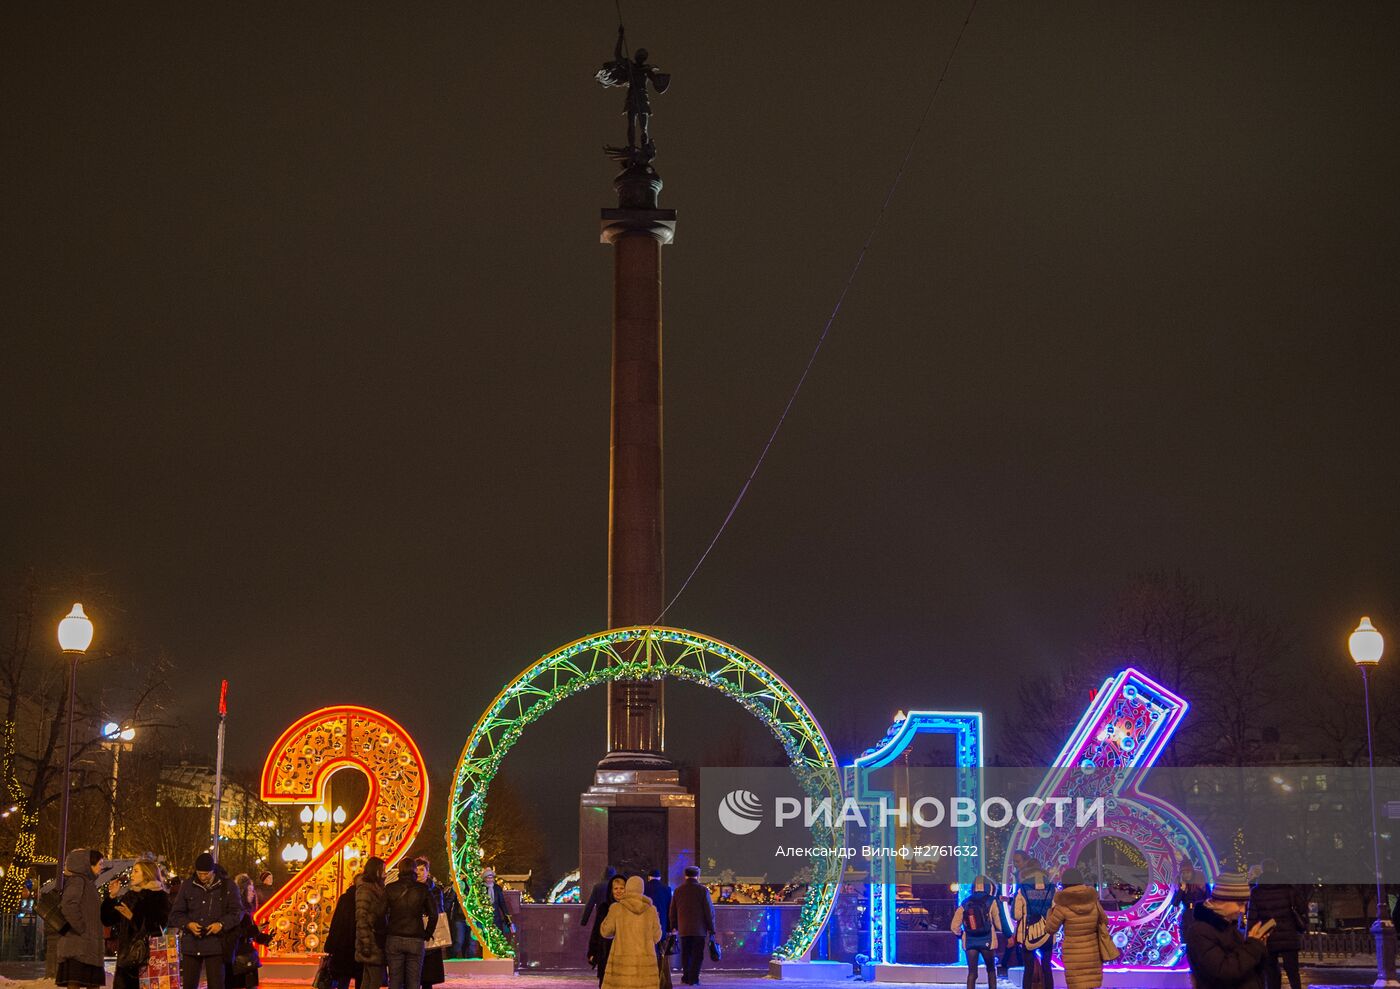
1043, 884, 1109, 989
1185, 902, 1266, 989
58, 849, 104, 967
354, 874, 388, 965
949, 885, 1011, 950
600, 876, 663, 989
168, 869, 241, 957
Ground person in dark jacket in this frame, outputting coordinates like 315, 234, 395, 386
643, 870, 672, 943
325, 882, 363, 989
354, 858, 389, 989
59, 848, 107, 989
1186, 871, 1269, 989
440, 884, 467, 960
1246, 861, 1306, 989
585, 873, 625, 985
1173, 864, 1210, 941
102, 859, 172, 989
414, 859, 446, 989
384, 854, 438, 989
226, 874, 270, 989
168, 853, 242, 989
668, 867, 715, 987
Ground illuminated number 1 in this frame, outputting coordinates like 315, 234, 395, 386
255, 706, 429, 957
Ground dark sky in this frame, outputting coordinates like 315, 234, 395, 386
4, 3, 1399, 878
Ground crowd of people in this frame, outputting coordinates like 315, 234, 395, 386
53, 847, 270, 989
945, 852, 1311, 989
580, 865, 716, 989
49, 846, 482, 989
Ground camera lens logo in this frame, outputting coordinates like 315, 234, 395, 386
717, 789, 765, 836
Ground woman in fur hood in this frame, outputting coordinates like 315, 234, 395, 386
600, 875, 663, 989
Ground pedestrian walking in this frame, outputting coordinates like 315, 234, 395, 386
384, 853, 437, 989
481, 869, 515, 959
58, 848, 107, 989
168, 853, 241, 989
103, 859, 172, 989
667, 867, 714, 987
1041, 868, 1112, 989
1011, 860, 1055, 989
325, 879, 363, 989
354, 857, 389, 989
414, 859, 446, 989
1186, 871, 1268, 989
643, 870, 672, 939
600, 875, 663, 989
1246, 860, 1305, 989
226, 874, 270, 989
951, 875, 1011, 989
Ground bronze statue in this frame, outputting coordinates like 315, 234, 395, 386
596, 26, 670, 159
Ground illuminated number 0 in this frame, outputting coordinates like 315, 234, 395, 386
255, 706, 429, 957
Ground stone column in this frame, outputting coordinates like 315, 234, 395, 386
601, 202, 675, 759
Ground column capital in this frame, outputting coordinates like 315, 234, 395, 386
601, 208, 677, 245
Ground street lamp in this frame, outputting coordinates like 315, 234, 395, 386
55, 604, 93, 892
1350, 616, 1397, 988
100, 722, 136, 858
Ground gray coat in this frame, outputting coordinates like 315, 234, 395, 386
58, 849, 104, 967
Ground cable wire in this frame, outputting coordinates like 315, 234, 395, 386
653, 0, 982, 624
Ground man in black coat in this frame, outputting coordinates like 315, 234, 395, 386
168, 854, 242, 989
1246, 861, 1306, 989
668, 867, 715, 987
644, 870, 672, 940
384, 856, 438, 989
1186, 871, 1269, 989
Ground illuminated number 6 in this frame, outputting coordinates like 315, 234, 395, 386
1006, 669, 1219, 969
254, 706, 429, 957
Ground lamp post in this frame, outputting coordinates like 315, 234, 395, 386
100, 722, 135, 858
1349, 616, 1397, 988
55, 604, 93, 892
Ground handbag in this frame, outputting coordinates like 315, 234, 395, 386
426, 913, 453, 951
36, 890, 72, 936
706, 933, 721, 963
118, 932, 152, 968
312, 954, 334, 989
141, 932, 181, 989
1096, 910, 1121, 963
661, 932, 678, 956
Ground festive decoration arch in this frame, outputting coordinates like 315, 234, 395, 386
447, 627, 842, 961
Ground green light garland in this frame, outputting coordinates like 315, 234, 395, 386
447, 627, 842, 962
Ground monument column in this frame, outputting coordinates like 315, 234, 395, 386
581, 34, 693, 885
602, 199, 674, 761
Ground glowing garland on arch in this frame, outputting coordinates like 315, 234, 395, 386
447, 627, 842, 961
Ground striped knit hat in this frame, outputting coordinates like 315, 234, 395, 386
1209, 871, 1252, 902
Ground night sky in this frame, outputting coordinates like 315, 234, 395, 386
4, 3, 1399, 879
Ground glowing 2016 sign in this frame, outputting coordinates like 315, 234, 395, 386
849, 711, 983, 967
255, 706, 430, 957
1004, 669, 1219, 969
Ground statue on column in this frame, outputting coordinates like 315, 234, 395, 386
596, 26, 671, 165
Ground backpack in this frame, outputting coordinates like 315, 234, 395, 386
961, 896, 992, 940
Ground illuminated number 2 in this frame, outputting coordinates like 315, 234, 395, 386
254, 706, 429, 956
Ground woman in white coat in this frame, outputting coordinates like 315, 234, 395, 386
600, 875, 663, 989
